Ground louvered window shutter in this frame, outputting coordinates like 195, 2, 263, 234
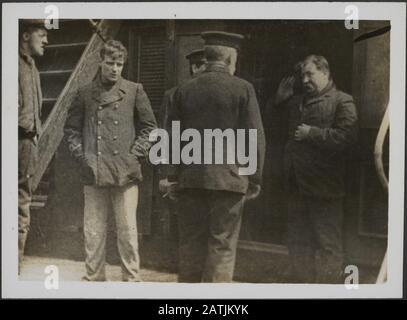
137, 35, 166, 114
130, 30, 167, 235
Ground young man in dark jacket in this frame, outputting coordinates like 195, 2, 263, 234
64, 40, 157, 281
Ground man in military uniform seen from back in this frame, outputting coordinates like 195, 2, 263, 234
159, 49, 207, 244
167, 31, 266, 282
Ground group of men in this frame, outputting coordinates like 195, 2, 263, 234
18, 19, 357, 284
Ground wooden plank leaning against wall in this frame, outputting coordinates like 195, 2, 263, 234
31, 20, 122, 190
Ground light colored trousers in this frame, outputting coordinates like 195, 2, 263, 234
83, 184, 140, 281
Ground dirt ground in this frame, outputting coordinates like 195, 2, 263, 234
23, 227, 179, 282
23, 222, 379, 284
19, 256, 177, 282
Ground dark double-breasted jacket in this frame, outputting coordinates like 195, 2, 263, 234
64, 75, 157, 186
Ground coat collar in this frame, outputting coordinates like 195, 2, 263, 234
91, 72, 127, 104
303, 80, 336, 106
19, 49, 35, 67
204, 62, 230, 74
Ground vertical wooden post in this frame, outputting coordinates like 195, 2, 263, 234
165, 19, 177, 89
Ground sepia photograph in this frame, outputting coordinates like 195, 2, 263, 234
2, 2, 405, 299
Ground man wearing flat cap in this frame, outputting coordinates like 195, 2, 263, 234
160, 49, 207, 146
158, 49, 206, 249
18, 19, 48, 272
166, 31, 266, 282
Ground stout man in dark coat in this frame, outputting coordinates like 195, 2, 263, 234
282, 55, 358, 283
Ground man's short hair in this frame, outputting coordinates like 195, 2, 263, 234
100, 40, 128, 62
204, 45, 237, 63
19, 20, 47, 40
302, 55, 330, 76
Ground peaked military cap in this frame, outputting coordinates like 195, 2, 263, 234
201, 31, 244, 50
185, 49, 206, 65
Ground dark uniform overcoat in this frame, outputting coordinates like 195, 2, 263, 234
168, 63, 266, 194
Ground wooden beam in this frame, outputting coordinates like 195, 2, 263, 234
40, 69, 74, 75
46, 42, 88, 49
32, 19, 122, 190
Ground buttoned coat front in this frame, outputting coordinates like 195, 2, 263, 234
284, 82, 358, 199
64, 76, 157, 186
